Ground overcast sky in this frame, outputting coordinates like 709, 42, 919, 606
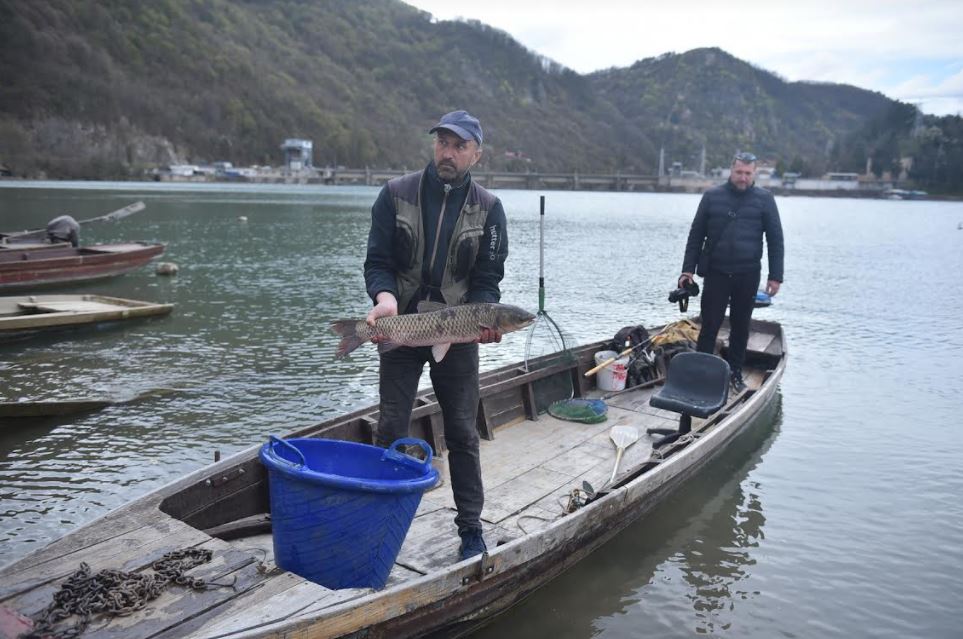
404, 0, 963, 117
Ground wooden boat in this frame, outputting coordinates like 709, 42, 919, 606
0, 294, 173, 337
0, 242, 165, 291
0, 318, 786, 639
0, 390, 183, 432
0, 399, 114, 419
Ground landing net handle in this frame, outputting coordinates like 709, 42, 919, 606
538, 195, 546, 313
524, 195, 573, 374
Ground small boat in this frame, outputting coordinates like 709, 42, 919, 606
0, 388, 182, 421
0, 294, 173, 338
0, 201, 163, 291
0, 399, 114, 419
0, 318, 786, 639
0, 242, 166, 292
882, 188, 928, 201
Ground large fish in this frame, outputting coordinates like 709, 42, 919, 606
331, 302, 535, 362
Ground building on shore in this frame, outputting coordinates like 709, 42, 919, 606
281, 139, 313, 171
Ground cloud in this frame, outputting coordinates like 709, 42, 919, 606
889, 67, 963, 115
892, 67, 963, 98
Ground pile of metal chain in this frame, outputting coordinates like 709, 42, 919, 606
563, 481, 597, 514
24, 548, 214, 639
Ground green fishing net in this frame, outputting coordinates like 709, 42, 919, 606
547, 398, 608, 424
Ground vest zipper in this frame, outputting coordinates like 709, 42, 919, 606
426, 182, 451, 295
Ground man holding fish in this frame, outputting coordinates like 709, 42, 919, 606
339, 110, 525, 561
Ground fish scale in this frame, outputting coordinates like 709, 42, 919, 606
331, 303, 535, 361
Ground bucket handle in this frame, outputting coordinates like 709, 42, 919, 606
383, 438, 433, 474
267, 435, 306, 468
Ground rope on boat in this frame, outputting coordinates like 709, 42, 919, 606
515, 514, 558, 535
648, 432, 699, 461
23, 548, 221, 639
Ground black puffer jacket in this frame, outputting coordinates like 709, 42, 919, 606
682, 181, 785, 282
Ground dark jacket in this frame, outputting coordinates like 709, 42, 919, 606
364, 162, 508, 313
682, 181, 785, 282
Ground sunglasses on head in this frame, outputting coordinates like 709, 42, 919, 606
733, 152, 757, 163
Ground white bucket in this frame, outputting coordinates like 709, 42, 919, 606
595, 350, 629, 392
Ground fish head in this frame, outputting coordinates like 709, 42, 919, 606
492, 304, 536, 333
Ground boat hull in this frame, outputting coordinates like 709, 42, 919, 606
0, 242, 165, 291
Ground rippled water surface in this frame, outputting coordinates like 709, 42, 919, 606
2, 182, 962, 638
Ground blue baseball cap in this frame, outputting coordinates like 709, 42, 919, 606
429, 110, 483, 145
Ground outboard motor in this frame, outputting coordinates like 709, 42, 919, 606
46, 215, 80, 247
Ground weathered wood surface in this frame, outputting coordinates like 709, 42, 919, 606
0, 319, 785, 639
0, 294, 172, 333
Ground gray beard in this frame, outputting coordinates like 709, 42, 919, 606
435, 162, 465, 184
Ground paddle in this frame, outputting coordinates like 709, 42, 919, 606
608, 425, 640, 484
76, 201, 146, 225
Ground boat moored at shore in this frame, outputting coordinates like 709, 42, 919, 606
0, 242, 166, 292
0, 294, 173, 339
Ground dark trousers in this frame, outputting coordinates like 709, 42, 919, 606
375, 342, 483, 534
696, 270, 761, 374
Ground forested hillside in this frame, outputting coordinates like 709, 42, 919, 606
0, 0, 959, 191
591, 49, 891, 174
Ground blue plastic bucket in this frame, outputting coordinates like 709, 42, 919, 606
259, 436, 439, 590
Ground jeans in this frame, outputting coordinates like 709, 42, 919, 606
696, 270, 761, 374
375, 342, 483, 534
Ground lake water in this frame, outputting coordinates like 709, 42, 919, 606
1, 181, 962, 638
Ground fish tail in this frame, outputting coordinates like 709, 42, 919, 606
330, 320, 367, 358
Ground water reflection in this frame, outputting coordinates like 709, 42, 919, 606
471, 398, 781, 639
670, 449, 768, 635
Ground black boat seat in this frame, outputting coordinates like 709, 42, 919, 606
648, 352, 730, 447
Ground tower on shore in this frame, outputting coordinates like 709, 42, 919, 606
281, 139, 313, 170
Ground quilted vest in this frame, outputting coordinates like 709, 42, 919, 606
388, 170, 495, 313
